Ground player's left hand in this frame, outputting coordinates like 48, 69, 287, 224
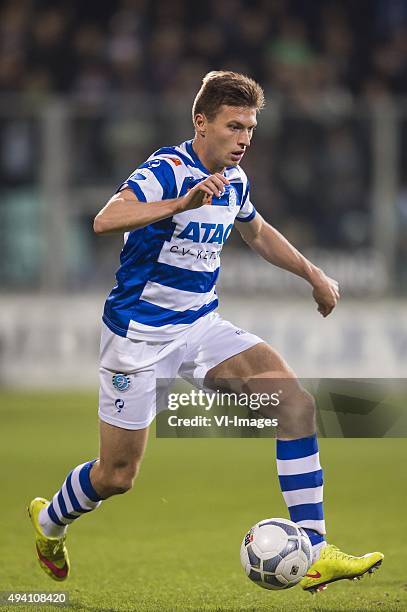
311, 274, 340, 317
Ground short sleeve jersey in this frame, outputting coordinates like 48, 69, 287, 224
103, 139, 257, 340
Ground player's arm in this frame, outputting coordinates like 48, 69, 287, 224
93, 173, 229, 235
237, 214, 340, 317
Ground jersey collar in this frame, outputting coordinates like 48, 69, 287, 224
185, 140, 211, 175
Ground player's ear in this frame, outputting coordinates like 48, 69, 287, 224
194, 113, 207, 137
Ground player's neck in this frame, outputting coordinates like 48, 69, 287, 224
192, 138, 225, 174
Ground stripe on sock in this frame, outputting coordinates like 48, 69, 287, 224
276, 435, 318, 460
46, 460, 102, 528
288, 502, 324, 523
78, 461, 102, 503
60, 481, 81, 516
282, 485, 323, 507
66, 471, 90, 513
278, 469, 323, 492
276, 452, 321, 476
57, 490, 77, 521
276, 435, 326, 541
47, 503, 65, 527
298, 519, 326, 533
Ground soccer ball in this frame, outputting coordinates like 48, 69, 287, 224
240, 518, 312, 590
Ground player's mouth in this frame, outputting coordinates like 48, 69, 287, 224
230, 150, 245, 162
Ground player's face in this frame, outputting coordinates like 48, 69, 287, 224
206, 105, 257, 168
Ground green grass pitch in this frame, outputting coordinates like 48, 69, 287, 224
0, 391, 406, 611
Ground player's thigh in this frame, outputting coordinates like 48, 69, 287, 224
204, 341, 310, 422
98, 419, 149, 477
205, 341, 296, 382
99, 321, 187, 432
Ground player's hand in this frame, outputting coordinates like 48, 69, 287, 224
311, 273, 340, 317
180, 173, 230, 211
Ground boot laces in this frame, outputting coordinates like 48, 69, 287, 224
326, 545, 354, 561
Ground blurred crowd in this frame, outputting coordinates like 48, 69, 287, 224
0, 0, 406, 289
1, 0, 406, 103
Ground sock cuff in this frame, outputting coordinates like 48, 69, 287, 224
78, 460, 102, 502
276, 434, 318, 460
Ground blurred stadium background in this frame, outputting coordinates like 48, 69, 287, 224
1, 0, 407, 386
1, 4, 406, 610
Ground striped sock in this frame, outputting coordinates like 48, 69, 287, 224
39, 460, 102, 538
276, 434, 326, 561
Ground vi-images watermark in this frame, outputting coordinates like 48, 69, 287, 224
156, 378, 407, 439
166, 389, 281, 430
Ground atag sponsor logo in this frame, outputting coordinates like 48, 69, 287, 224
176, 221, 233, 244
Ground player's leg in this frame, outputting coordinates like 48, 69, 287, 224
180, 313, 323, 554
39, 421, 148, 535
202, 334, 383, 593
90, 421, 149, 498
28, 422, 148, 581
28, 323, 185, 581
204, 341, 326, 560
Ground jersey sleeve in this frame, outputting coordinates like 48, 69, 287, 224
117, 157, 178, 202
236, 179, 257, 222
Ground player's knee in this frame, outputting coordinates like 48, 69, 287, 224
298, 389, 316, 416
274, 387, 315, 432
278, 386, 314, 411
294, 389, 316, 431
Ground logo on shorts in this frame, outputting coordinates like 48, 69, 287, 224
115, 399, 125, 412
112, 373, 131, 392
235, 329, 246, 335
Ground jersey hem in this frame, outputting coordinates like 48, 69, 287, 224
102, 306, 219, 342
102, 315, 128, 338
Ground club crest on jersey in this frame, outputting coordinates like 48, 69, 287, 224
228, 186, 237, 208
112, 373, 131, 392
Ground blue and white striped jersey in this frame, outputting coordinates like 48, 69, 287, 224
103, 140, 257, 340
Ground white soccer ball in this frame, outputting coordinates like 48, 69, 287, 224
240, 518, 312, 590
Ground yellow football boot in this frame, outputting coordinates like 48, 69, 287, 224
301, 544, 384, 593
27, 497, 70, 581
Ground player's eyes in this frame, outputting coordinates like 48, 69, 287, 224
229, 125, 256, 136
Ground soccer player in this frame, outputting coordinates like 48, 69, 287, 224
28, 71, 383, 593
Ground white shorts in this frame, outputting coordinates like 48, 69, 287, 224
98, 312, 264, 430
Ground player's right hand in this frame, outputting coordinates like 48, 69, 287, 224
312, 274, 340, 317
180, 173, 230, 211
